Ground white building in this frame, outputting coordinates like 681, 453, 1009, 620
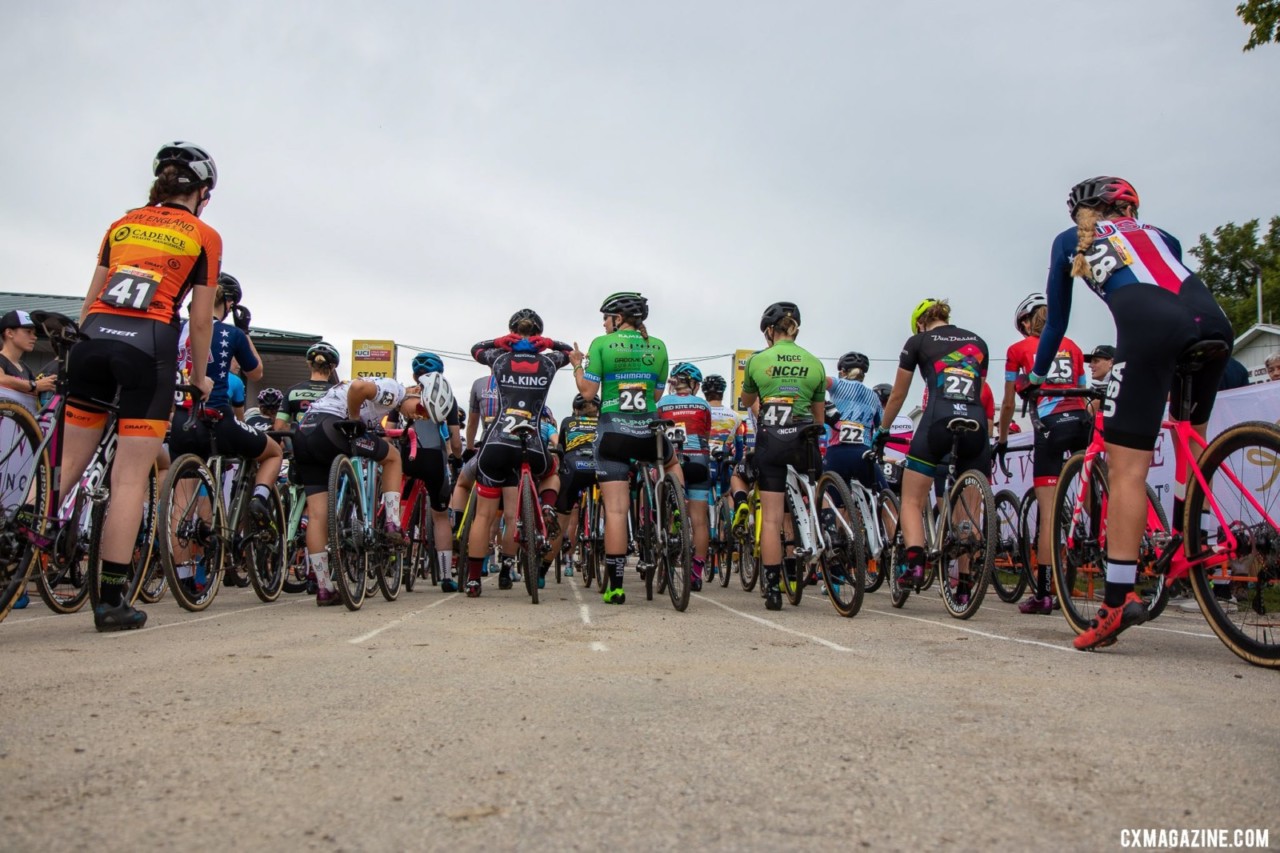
1233, 323, 1280, 383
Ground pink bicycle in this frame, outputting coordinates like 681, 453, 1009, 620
1041, 341, 1280, 667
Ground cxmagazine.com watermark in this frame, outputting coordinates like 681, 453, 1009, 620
1120, 828, 1270, 849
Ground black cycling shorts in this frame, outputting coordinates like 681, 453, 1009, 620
1032, 410, 1090, 487
293, 413, 389, 495
475, 437, 551, 490
66, 314, 179, 431
1103, 277, 1232, 451
594, 414, 673, 484
754, 427, 820, 493
169, 406, 268, 461
823, 444, 879, 492
555, 456, 598, 514
400, 437, 451, 512
905, 407, 991, 478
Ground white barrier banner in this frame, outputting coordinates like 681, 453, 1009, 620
989, 382, 1280, 514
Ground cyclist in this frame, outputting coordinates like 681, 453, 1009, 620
739, 302, 826, 611
657, 362, 713, 591
293, 377, 421, 605
61, 141, 220, 630
1028, 177, 1233, 650
876, 298, 991, 604
276, 342, 341, 429
569, 291, 677, 604
729, 404, 759, 533
998, 292, 1090, 614
246, 388, 284, 433
824, 351, 883, 492
464, 309, 571, 597
400, 353, 462, 591
547, 394, 600, 578
704, 374, 742, 579
170, 273, 284, 589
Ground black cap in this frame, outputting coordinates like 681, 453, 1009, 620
0, 310, 36, 331
1088, 345, 1116, 361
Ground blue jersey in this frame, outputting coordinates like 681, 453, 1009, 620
178, 318, 259, 410
826, 377, 882, 450
1035, 218, 1191, 376
228, 374, 246, 408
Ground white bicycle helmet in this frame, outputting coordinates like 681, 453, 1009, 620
417, 373, 455, 423
1014, 292, 1047, 333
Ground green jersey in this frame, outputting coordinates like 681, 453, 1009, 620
583, 329, 669, 415
742, 340, 826, 428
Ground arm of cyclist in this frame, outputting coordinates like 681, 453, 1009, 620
569, 341, 598, 399
1031, 232, 1077, 379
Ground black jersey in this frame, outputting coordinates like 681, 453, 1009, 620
282, 379, 332, 424
470, 338, 570, 455
899, 325, 989, 420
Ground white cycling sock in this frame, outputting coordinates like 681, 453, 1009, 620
309, 551, 333, 592
440, 550, 453, 580
382, 491, 401, 526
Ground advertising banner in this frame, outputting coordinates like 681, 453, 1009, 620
352, 340, 397, 380
732, 349, 754, 414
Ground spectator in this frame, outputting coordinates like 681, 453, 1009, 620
1267, 353, 1280, 382
1087, 344, 1115, 390
0, 310, 56, 415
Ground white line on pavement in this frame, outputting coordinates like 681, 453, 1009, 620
865, 607, 1074, 652
579, 605, 591, 625
103, 596, 310, 637
590, 641, 609, 652
694, 594, 855, 652
1137, 624, 1216, 639
348, 595, 455, 644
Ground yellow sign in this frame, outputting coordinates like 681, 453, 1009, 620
352, 339, 397, 379
732, 348, 754, 414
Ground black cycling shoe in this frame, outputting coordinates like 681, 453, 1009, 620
94, 601, 147, 632
764, 587, 783, 611
248, 493, 275, 531
498, 573, 513, 591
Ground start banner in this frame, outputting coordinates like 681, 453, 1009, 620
732, 349, 754, 414
352, 340, 397, 380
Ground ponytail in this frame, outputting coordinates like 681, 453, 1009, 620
1070, 207, 1103, 279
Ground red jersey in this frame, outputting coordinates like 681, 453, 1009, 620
1004, 335, 1087, 417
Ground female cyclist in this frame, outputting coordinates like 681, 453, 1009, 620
401, 353, 461, 591
997, 292, 1090, 614
739, 302, 826, 611
824, 351, 884, 491
1029, 177, 1233, 650
63, 141, 220, 631
877, 299, 991, 604
569, 292, 678, 604
657, 362, 713, 591
275, 342, 341, 429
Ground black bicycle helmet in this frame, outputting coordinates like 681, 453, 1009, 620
153, 141, 217, 189
1066, 176, 1139, 219
307, 342, 340, 367
760, 301, 800, 331
873, 383, 892, 407
599, 291, 649, 321
838, 351, 869, 373
217, 272, 242, 305
257, 387, 284, 408
702, 374, 727, 396
508, 308, 544, 334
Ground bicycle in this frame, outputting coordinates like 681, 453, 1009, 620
625, 419, 693, 611
0, 312, 158, 621
277, 446, 313, 595
1042, 341, 1280, 667
575, 483, 605, 589
327, 421, 407, 610
158, 395, 287, 611
756, 424, 867, 617
876, 416, 997, 619
385, 427, 444, 593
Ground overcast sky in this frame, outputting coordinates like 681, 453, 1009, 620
2, 1, 1277, 419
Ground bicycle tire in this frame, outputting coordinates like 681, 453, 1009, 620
403, 488, 425, 592
856, 487, 884, 594
375, 522, 404, 603
1018, 487, 1040, 594
90, 463, 158, 610
0, 401, 43, 620
34, 489, 92, 614
781, 489, 804, 607
138, 551, 167, 604
637, 476, 656, 602
939, 469, 995, 619
328, 455, 367, 610
876, 490, 900, 598
1183, 421, 1280, 668
659, 478, 692, 611
519, 476, 539, 603
280, 485, 310, 594
816, 472, 866, 617
159, 454, 226, 612
1140, 484, 1172, 620
991, 489, 1028, 603
716, 497, 734, 588
245, 485, 287, 603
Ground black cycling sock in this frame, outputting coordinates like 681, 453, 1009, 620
733, 490, 748, 509
905, 546, 925, 571
763, 563, 782, 590
1104, 580, 1134, 609
539, 559, 552, 578
605, 554, 626, 588
467, 557, 484, 583
1036, 563, 1050, 598
99, 560, 130, 607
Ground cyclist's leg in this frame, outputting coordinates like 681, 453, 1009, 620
900, 423, 942, 586
465, 484, 502, 595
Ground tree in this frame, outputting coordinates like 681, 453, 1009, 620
1237, 0, 1280, 50
1189, 216, 1280, 334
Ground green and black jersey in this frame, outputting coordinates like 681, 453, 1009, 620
582, 330, 669, 416
742, 340, 826, 430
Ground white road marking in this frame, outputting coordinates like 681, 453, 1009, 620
579, 605, 591, 625
694, 594, 855, 652
103, 596, 310, 636
348, 595, 455, 644
1137, 624, 1216, 639
589, 641, 609, 652
865, 607, 1074, 652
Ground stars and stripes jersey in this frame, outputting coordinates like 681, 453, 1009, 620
656, 392, 712, 454
176, 318, 258, 409
92, 204, 222, 326
1004, 335, 1086, 418
825, 377, 883, 450
1035, 217, 1191, 376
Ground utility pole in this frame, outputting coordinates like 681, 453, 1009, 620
1241, 259, 1263, 326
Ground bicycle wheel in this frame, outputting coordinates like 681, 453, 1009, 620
375, 522, 404, 602
636, 480, 656, 602
876, 490, 900, 597
991, 489, 1028, 603
1183, 421, 1280, 668
90, 463, 158, 609
158, 454, 226, 612
658, 478, 692, 611
137, 551, 167, 604
328, 455, 367, 610
33, 489, 92, 614
853, 488, 883, 594
0, 401, 43, 620
1139, 484, 1172, 620
245, 486, 287, 603
816, 472, 866, 617
519, 477, 539, 603
939, 469, 995, 619
715, 497, 734, 588
403, 488, 426, 593
1050, 452, 1107, 633
1018, 487, 1039, 590
781, 489, 804, 607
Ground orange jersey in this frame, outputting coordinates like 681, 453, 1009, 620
91, 204, 222, 325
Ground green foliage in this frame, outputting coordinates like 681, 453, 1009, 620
1189, 217, 1280, 334
1237, 0, 1280, 50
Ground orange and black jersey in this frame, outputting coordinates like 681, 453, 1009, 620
91, 203, 222, 326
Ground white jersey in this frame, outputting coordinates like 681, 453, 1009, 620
307, 378, 406, 426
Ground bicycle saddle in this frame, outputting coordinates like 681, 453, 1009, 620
1174, 340, 1230, 376
946, 417, 983, 433
799, 424, 826, 441
30, 311, 84, 343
